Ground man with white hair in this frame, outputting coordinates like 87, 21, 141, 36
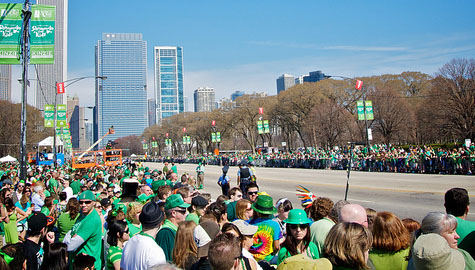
31, 185, 45, 212
338, 204, 368, 227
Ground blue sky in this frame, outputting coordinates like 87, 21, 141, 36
10, 0, 475, 111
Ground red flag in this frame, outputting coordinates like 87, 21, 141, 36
355, 80, 363, 90
152, 137, 155, 141
259, 107, 264, 114
166, 133, 169, 137
211, 120, 216, 126
56, 82, 65, 94
183, 128, 186, 133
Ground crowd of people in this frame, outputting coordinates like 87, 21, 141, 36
158, 143, 475, 175
0, 159, 474, 270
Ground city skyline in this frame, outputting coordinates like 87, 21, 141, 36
6, 1, 475, 117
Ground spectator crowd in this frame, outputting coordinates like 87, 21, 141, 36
0, 159, 474, 270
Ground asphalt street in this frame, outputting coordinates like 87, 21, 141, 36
145, 162, 475, 222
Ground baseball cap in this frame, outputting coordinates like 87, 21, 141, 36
28, 212, 48, 233
194, 221, 220, 257
77, 190, 95, 201
165, 194, 190, 210
232, 219, 258, 236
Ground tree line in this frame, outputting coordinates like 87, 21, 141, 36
133, 58, 474, 155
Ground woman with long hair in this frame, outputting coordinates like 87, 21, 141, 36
369, 211, 411, 270
57, 198, 80, 242
106, 220, 129, 270
172, 220, 198, 270
126, 202, 143, 237
323, 222, 372, 270
236, 199, 253, 222
14, 186, 33, 240
41, 196, 56, 218
40, 242, 68, 270
277, 209, 319, 264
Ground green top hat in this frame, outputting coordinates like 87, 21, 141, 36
252, 195, 276, 215
137, 193, 155, 203
284, 209, 312, 224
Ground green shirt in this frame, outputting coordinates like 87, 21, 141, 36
70, 209, 103, 270
40, 207, 50, 217
456, 217, 475, 259
185, 213, 200, 225
369, 248, 409, 270
106, 246, 122, 270
127, 221, 142, 237
70, 180, 81, 195
155, 219, 177, 262
277, 241, 319, 265
57, 212, 79, 242
48, 178, 59, 194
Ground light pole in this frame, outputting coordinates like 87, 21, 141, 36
25, 76, 106, 168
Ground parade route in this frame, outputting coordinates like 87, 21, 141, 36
145, 162, 475, 221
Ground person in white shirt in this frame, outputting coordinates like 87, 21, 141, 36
121, 201, 166, 270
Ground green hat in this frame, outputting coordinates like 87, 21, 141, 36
145, 167, 149, 171
137, 193, 155, 203
165, 194, 190, 210
252, 195, 276, 215
77, 190, 95, 201
124, 169, 131, 176
151, 180, 166, 192
284, 209, 312, 224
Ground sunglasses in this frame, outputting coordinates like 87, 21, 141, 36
289, 224, 308, 230
247, 191, 258, 195
174, 209, 187, 214
79, 200, 93, 205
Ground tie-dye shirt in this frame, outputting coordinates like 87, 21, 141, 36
249, 217, 282, 261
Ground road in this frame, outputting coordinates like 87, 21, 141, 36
145, 162, 475, 222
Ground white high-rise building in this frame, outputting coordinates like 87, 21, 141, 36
194, 87, 215, 112
0, 65, 11, 101
35, 0, 68, 110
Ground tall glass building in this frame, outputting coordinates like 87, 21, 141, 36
154, 46, 184, 122
95, 33, 147, 147
0, 65, 11, 101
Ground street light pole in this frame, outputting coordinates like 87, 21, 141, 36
19, 1, 31, 181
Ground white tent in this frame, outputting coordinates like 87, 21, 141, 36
0, 155, 17, 162
38, 136, 63, 147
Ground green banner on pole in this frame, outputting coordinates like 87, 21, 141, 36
56, 104, 67, 127
186, 136, 191, 144
183, 136, 186, 144
44, 104, 54, 127
0, 4, 22, 64
263, 120, 270, 133
30, 5, 55, 64
165, 138, 171, 146
356, 101, 365, 121
257, 120, 263, 134
211, 132, 216, 143
143, 143, 148, 150
216, 132, 221, 142
152, 141, 158, 148
55, 127, 62, 139
365, 100, 374, 120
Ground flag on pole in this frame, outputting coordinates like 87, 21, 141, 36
56, 82, 65, 94
355, 80, 363, 90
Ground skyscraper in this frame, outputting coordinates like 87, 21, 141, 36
194, 87, 215, 112
95, 33, 147, 147
154, 46, 184, 122
148, 98, 156, 127
276, 74, 295, 94
0, 65, 11, 101
35, 0, 68, 110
